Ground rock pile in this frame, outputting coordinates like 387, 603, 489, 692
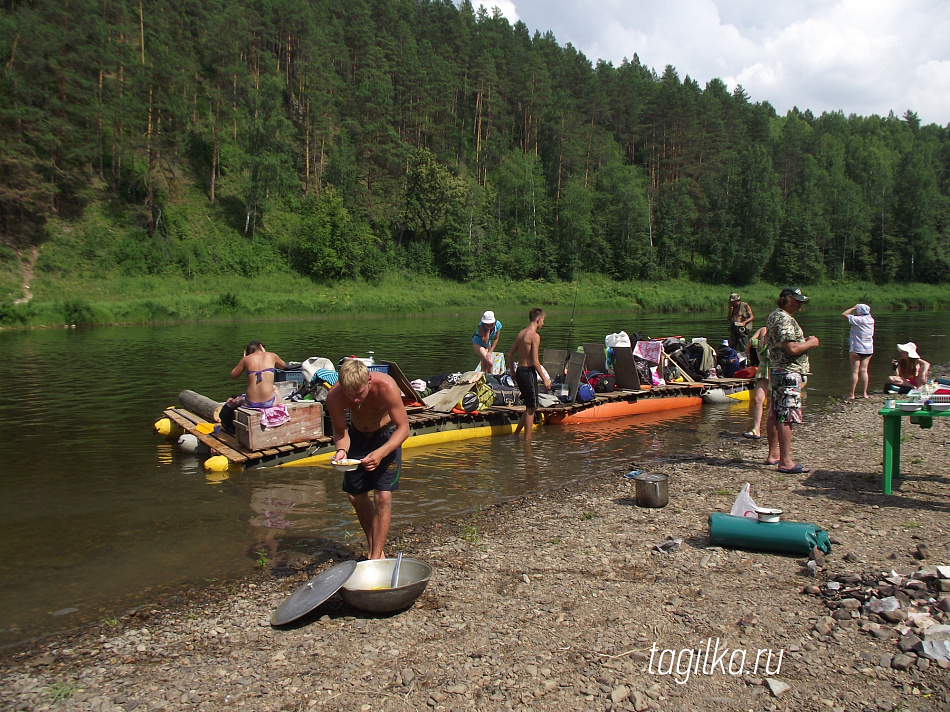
806, 565, 950, 671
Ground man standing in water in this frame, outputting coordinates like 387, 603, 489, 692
327, 359, 409, 560
727, 292, 754, 352
507, 307, 551, 441
765, 288, 819, 474
230, 341, 286, 408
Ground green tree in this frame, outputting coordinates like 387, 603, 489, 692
237, 71, 298, 236
293, 185, 377, 280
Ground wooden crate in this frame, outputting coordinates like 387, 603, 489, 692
234, 401, 323, 450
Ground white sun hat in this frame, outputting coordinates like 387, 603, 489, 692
897, 342, 920, 359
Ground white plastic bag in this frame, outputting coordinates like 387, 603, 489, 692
301, 356, 335, 383
730, 483, 759, 519
605, 331, 632, 348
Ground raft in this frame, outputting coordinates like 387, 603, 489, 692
156, 361, 754, 471
545, 384, 705, 424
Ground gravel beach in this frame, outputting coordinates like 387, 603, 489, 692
3, 388, 949, 712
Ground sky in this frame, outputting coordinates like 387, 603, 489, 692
470, 0, 950, 126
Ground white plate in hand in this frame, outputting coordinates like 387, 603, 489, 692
331, 458, 361, 471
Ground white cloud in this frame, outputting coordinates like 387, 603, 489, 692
467, 0, 950, 124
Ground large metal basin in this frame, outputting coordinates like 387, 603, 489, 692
340, 558, 432, 613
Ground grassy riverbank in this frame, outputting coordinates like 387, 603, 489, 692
2, 270, 949, 328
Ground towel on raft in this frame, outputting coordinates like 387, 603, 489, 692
260, 403, 290, 428
633, 340, 663, 364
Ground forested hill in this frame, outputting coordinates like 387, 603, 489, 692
2, 0, 949, 288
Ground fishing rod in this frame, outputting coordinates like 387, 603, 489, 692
565, 279, 579, 352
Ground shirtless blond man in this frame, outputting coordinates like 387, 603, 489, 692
230, 341, 286, 408
326, 359, 410, 560
507, 308, 551, 441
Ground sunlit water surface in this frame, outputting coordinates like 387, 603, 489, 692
1, 307, 946, 646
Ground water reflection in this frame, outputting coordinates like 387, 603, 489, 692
247, 479, 328, 557
0, 308, 946, 646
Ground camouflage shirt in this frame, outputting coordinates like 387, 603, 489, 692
766, 307, 809, 374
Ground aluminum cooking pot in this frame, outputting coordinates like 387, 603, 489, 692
341, 558, 432, 613
633, 473, 669, 508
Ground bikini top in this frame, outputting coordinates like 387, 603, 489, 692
248, 367, 276, 383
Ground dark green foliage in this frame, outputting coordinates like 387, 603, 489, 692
291, 187, 378, 281
0, 301, 31, 325
218, 292, 240, 310
1, 0, 948, 287
62, 298, 96, 326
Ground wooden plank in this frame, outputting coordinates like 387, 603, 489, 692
422, 382, 475, 412
380, 361, 424, 404
421, 371, 482, 413
611, 346, 642, 390
210, 427, 264, 460
542, 349, 568, 383
164, 408, 204, 429
582, 342, 607, 373
165, 409, 248, 462
565, 351, 586, 402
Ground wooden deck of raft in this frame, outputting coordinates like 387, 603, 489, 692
163, 378, 735, 469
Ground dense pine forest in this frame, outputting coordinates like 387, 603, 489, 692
2, 0, 949, 291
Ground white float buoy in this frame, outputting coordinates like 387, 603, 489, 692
178, 433, 210, 455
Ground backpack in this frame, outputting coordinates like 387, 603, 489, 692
457, 381, 496, 412
586, 372, 616, 392
576, 383, 596, 402
491, 386, 521, 406
717, 345, 741, 377
474, 380, 496, 410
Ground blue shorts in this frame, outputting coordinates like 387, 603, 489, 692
342, 425, 401, 494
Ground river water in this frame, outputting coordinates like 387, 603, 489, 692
1, 306, 946, 647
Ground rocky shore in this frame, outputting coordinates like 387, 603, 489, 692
3, 392, 949, 712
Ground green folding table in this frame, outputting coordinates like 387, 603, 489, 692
878, 405, 950, 494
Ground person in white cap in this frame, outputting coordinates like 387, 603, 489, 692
472, 310, 503, 374
841, 303, 874, 399
887, 342, 930, 390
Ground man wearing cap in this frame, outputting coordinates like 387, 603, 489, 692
473, 310, 503, 374
727, 293, 754, 352
764, 287, 820, 474
887, 342, 930, 390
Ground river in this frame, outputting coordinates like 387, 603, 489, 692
1, 305, 946, 647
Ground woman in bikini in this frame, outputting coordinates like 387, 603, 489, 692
230, 341, 286, 408
887, 342, 930, 391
